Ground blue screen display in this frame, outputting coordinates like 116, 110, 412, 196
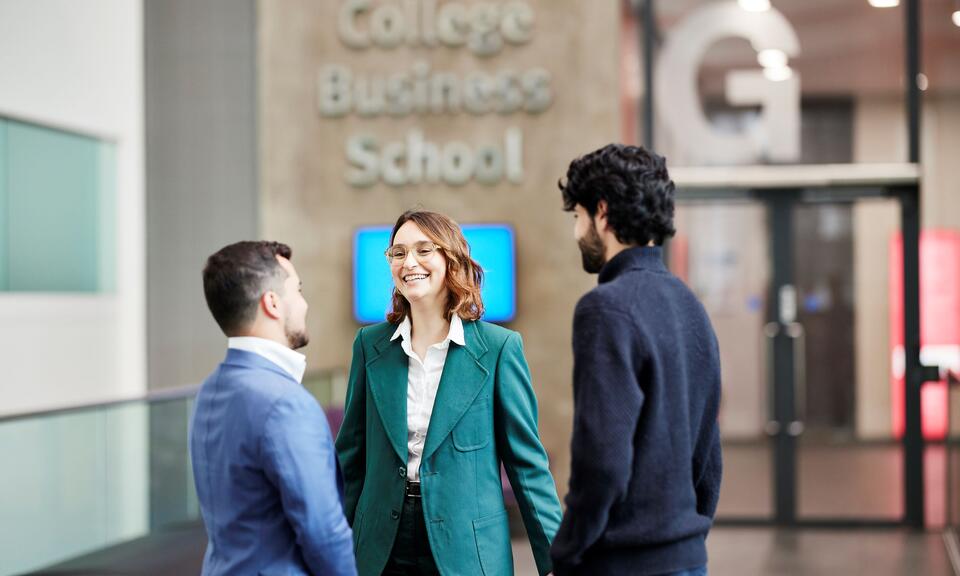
353, 224, 516, 324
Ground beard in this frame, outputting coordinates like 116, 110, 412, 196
285, 324, 310, 350
578, 221, 607, 274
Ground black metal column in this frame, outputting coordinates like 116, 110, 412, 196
768, 192, 798, 524
900, 186, 925, 529
903, 0, 924, 530
906, 0, 921, 163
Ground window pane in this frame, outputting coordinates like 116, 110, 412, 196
5, 120, 114, 292
0, 120, 7, 290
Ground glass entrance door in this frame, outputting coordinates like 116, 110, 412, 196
672, 193, 906, 525
671, 199, 773, 520
792, 198, 903, 523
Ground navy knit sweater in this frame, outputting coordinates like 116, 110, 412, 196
550, 246, 723, 576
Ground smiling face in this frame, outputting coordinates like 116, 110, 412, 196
390, 221, 449, 311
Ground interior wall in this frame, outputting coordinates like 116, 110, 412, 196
0, 1, 148, 572
0, 0, 145, 414
145, 0, 259, 391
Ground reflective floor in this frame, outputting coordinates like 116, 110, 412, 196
513, 529, 954, 576
703, 528, 953, 576
30, 522, 954, 576
719, 442, 946, 524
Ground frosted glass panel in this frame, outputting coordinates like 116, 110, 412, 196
97, 144, 117, 292
0, 121, 6, 290
2, 119, 115, 292
0, 398, 195, 576
105, 404, 149, 541
0, 412, 110, 574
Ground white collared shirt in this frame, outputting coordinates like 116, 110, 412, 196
227, 336, 307, 383
391, 314, 465, 482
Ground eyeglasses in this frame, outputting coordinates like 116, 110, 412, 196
384, 241, 441, 263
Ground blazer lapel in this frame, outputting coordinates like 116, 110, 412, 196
422, 321, 490, 461
366, 333, 409, 464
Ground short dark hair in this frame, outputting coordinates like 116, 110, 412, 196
202, 241, 292, 336
559, 144, 676, 245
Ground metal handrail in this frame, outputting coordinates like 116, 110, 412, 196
0, 383, 201, 425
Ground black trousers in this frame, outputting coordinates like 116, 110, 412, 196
382, 489, 441, 576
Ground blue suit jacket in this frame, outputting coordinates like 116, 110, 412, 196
190, 349, 357, 576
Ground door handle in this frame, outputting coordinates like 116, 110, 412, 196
764, 322, 781, 437
785, 321, 806, 437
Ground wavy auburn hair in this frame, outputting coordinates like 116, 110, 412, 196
386, 210, 484, 324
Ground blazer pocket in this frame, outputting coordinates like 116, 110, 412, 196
452, 398, 491, 452
473, 509, 512, 576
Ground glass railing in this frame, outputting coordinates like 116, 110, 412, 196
0, 370, 348, 576
0, 387, 198, 576
303, 368, 348, 409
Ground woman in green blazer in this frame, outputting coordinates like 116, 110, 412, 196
336, 210, 561, 575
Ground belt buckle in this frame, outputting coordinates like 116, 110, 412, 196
405, 481, 422, 498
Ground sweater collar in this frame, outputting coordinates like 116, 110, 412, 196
598, 246, 666, 284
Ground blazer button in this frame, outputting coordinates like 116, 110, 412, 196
391, 510, 400, 520
398, 466, 406, 478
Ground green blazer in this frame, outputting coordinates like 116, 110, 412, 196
336, 320, 561, 576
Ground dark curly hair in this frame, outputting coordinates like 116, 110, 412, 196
559, 144, 676, 246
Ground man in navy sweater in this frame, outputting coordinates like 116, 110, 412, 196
550, 144, 723, 576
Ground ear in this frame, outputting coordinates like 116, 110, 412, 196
594, 200, 610, 231
261, 290, 283, 320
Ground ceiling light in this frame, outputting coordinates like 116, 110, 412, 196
952, 10, 960, 27
758, 49, 788, 69
763, 66, 794, 82
738, 0, 771, 12
868, 0, 899, 7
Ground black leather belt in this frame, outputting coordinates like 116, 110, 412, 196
405, 481, 421, 498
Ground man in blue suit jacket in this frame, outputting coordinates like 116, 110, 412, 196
191, 241, 356, 576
